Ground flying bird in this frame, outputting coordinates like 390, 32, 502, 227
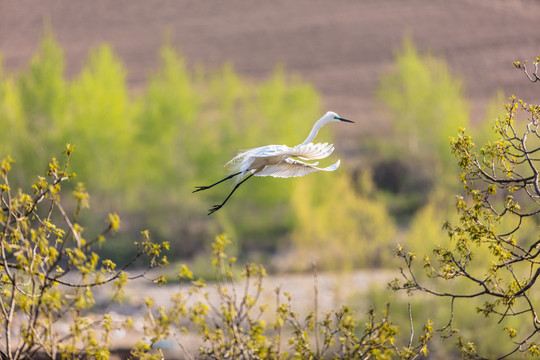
194, 111, 354, 215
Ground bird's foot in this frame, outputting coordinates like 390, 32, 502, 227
193, 185, 210, 193
207, 204, 223, 215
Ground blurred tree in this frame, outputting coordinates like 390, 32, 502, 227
289, 171, 396, 271
0, 31, 395, 269
135, 44, 201, 196
17, 29, 66, 130
14, 30, 68, 180
378, 38, 470, 174
474, 90, 508, 149
68, 44, 133, 194
375, 39, 470, 222
0, 61, 25, 172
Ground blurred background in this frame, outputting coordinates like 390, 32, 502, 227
1, 1, 539, 355
1, 0, 539, 269
1, 0, 540, 264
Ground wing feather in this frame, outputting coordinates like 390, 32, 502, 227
226, 145, 291, 174
288, 142, 334, 160
254, 158, 340, 178
230, 143, 334, 163
226, 142, 336, 181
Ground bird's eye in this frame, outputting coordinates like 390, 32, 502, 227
333, 116, 339, 120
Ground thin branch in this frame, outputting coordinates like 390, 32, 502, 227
312, 261, 320, 356
407, 302, 414, 349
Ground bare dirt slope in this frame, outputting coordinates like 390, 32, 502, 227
1, 0, 539, 142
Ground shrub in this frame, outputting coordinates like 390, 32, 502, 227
135, 234, 432, 359
393, 56, 540, 359
0, 148, 168, 359
0, 149, 429, 359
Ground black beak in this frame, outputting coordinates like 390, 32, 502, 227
337, 117, 354, 123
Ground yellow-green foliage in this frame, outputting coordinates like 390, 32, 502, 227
406, 187, 455, 255
3, 31, 68, 179
132, 235, 432, 359
18, 30, 67, 125
0, 151, 169, 359
406, 187, 500, 277
68, 45, 134, 193
394, 74, 540, 358
133, 45, 202, 207
377, 38, 470, 177
290, 172, 396, 271
0, 69, 24, 162
368, 283, 525, 359
3, 31, 384, 266
474, 90, 507, 147
408, 183, 539, 284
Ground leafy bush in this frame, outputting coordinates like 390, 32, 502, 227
135, 234, 432, 359
393, 56, 540, 359
0, 149, 168, 359
0, 149, 430, 359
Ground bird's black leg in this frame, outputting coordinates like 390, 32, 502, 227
208, 174, 253, 215
193, 171, 243, 193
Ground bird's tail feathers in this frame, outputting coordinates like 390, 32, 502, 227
225, 151, 253, 185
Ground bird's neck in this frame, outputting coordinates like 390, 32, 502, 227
300, 118, 325, 146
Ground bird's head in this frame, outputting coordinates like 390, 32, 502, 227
300, 111, 355, 145
325, 111, 354, 124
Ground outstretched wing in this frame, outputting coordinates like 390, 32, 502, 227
228, 143, 333, 166
288, 142, 334, 160
226, 144, 291, 174
254, 158, 340, 178
226, 142, 336, 181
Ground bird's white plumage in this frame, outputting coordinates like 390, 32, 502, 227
194, 111, 353, 215
254, 158, 340, 178
225, 111, 349, 182
227, 142, 335, 177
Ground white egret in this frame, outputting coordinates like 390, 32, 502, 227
194, 111, 354, 215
